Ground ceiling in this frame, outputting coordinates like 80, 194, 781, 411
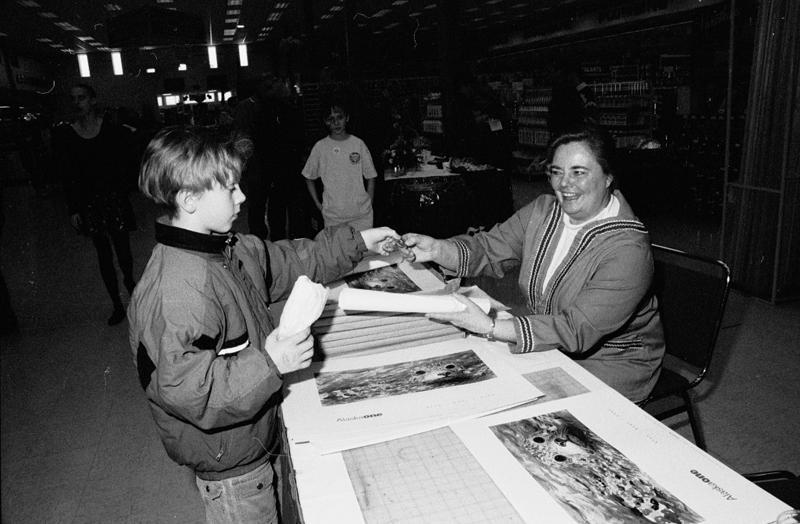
0, 0, 723, 77
0, 0, 602, 60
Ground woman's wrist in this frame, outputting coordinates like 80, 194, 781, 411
481, 316, 496, 341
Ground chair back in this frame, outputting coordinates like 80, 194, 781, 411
650, 244, 731, 385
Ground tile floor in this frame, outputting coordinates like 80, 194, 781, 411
1, 175, 799, 523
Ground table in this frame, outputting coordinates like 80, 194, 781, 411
380, 164, 514, 238
280, 338, 792, 524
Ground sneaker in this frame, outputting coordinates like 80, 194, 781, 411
107, 307, 126, 326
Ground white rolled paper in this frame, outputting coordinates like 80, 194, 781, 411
337, 288, 491, 314
277, 276, 330, 339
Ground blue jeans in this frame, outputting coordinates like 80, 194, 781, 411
195, 460, 278, 524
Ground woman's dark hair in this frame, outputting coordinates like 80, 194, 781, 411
546, 123, 616, 176
72, 83, 97, 99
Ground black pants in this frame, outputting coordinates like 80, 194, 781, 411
91, 231, 134, 308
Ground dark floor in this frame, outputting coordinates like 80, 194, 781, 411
1, 171, 799, 523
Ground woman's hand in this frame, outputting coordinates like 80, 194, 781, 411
401, 233, 440, 263
359, 227, 401, 255
427, 294, 494, 337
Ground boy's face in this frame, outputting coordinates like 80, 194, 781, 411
192, 181, 246, 235
324, 108, 348, 136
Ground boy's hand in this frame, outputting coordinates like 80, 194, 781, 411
359, 227, 401, 255
264, 328, 314, 375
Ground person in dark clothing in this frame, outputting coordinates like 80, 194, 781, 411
548, 66, 597, 138
54, 84, 137, 325
0, 185, 19, 335
233, 75, 295, 240
450, 73, 514, 173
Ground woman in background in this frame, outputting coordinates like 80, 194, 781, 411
55, 84, 137, 325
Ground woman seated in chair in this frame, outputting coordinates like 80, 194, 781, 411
403, 124, 664, 402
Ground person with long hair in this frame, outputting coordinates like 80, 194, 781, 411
54, 84, 137, 325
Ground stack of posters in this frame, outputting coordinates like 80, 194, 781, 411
314, 259, 467, 357
282, 340, 544, 454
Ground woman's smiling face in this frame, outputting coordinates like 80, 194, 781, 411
548, 140, 613, 224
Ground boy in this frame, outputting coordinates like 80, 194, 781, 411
129, 126, 399, 523
302, 101, 378, 231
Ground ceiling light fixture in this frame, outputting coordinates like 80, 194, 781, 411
225, 18, 238, 24
275, 2, 289, 8
226, 9, 240, 15
17, 0, 40, 7
77, 54, 90, 77
104, 3, 122, 11
392, 0, 408, 5
36, 37, 52, 42
111, 51, 123, 75
208, 46, 218, 69
178, 63, 187, 71
55, 21, 81, 31
228, 0, 243, 5
223, 29, 236, 36
238, 43, 248, 67
146, 68, 156, 74
39, 12, 58, 18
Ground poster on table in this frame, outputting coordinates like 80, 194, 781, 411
324, 257, 447, 303
449, 397, 790, 524
282, 339, 544, 454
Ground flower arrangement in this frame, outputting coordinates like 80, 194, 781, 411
384, 137, 419, 173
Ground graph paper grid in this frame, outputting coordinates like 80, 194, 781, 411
342, 426, 523, 524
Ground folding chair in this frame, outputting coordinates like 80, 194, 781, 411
743, 470, 800, 508
640, 244, 731, 450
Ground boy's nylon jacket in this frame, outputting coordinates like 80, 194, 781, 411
128, 221, 367, 480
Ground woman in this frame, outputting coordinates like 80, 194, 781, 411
55, 84, 137, 325
403, 125, 664, 402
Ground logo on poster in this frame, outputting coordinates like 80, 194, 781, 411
690, 469, 738, 501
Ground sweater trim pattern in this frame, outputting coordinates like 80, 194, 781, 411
452, 239, 470, 277
514, 316, 535, 353
526, 203, 562, 309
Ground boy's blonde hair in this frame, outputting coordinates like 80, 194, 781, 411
139, 126, 252, 217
